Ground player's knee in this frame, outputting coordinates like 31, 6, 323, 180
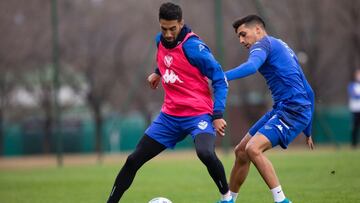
234, 143, 245, 156
234, 144, 248, 162
196, 147, 214, 162
235, 152, 249, 164
245, 144, 261, 159
125, 153, 139, 169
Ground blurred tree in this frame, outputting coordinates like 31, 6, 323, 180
0, 72, 16, 156
287, 0, 323, 96
21, 65, 85, 153
340, 0, 360, 80
0, 0, 52, 154
22, 67, 53, 154
58, 0, 141, 162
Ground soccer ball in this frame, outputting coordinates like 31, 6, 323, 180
148, 197, 172, 203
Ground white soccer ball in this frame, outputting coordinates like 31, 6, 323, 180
148, 197, 172, 203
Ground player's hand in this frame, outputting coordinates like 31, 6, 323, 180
213, 118, 227, 137
147, 73, 161, 89
306, 136, 314, 150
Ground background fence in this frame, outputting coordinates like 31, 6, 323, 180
2, 104, 353, 157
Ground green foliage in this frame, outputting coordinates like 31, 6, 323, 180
0, 149, 359, 203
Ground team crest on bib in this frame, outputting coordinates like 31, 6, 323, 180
198, 120, 208, 130
164, 55, 173, 68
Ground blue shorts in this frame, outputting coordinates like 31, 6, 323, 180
145, 112, 215, 148
249, 102, 312, 149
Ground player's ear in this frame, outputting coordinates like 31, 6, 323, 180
180, 19, 184, 28
255, 25, 261, 34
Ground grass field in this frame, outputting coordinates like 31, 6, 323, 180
0, 148, 360, 203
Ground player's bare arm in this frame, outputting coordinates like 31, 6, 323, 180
147, 73, 161, 89
213, 118, 227, 136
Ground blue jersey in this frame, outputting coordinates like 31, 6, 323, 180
226, 35, 314, 136
348, 82, 360, 112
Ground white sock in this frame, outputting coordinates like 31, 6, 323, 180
230, 191, 238, 202
271, 185, 286, 202
221, 191, 232, 201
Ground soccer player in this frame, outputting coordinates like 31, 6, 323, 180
225, 15, 315, 203
106, 2, 234, 203
348, 69, 360, 148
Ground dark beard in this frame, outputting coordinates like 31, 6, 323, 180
160, 25, 191, 49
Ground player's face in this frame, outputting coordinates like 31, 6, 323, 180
159, 19, 184, 42
236, 24, 261, 49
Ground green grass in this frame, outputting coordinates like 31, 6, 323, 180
1, 149, 360, 203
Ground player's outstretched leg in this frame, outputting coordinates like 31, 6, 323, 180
106, 135, 166, 203
245, 133, 291, 203
229, 134, 252, 202
194, 133, 233, 203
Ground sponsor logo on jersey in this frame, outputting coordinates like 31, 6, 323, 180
276, 124, 283, 132
163, 69, 183, 84
199, 44, 205, 52
279, 119, 290, 129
